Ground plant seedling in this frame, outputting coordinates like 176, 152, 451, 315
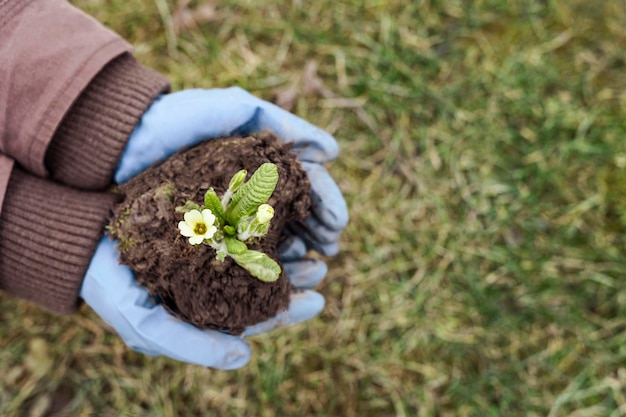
176, 163, 281, 282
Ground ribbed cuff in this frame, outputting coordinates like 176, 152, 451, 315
46, 52, 170, 190
0, 167, 120, 314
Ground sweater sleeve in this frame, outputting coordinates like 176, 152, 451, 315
0, 166, 120, 314
0, 0, 167, 182
46, 53, 170, 190
0, 1, 169, 313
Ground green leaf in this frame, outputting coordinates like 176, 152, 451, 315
225, 236, 247, 255
203, 188, 226, 225
175, 201, 201, 213
230, 250, 281, 282
226, 163, 279, 226
228, 169, 247, 192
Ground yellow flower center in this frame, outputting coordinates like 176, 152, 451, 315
194, 222, 207, 235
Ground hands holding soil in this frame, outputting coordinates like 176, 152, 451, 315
79, 88, 348, 369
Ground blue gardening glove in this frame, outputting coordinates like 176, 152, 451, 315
81, 238, 327, 369
81, 87, 348, 369
115, 87, 348, 250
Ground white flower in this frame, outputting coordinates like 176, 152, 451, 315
255, 204, 274, 224
178, 209, 217, 245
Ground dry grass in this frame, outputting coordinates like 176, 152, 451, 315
2, 0, 626, 415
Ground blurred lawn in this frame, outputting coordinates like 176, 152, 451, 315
2, 0, 626, 416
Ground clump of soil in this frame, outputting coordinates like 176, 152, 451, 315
109, 133, 311, 335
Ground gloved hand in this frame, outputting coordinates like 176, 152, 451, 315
115, 87, 348, 254
81, 87, 348, 369
81, 238, 328, 369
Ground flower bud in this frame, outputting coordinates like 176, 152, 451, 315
228, 169, 247, 192
256, 204, 274, 224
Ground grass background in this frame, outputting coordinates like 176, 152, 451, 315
2, 0, 626, 415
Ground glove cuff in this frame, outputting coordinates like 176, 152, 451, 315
0, 167, 119, 314
46, 52, 170, 190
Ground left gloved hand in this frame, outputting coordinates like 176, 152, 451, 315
81, 237, 328, 369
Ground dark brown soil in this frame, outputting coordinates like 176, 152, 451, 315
109, 133, 311, 335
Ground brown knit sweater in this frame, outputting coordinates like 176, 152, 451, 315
0, 1, 170, 314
